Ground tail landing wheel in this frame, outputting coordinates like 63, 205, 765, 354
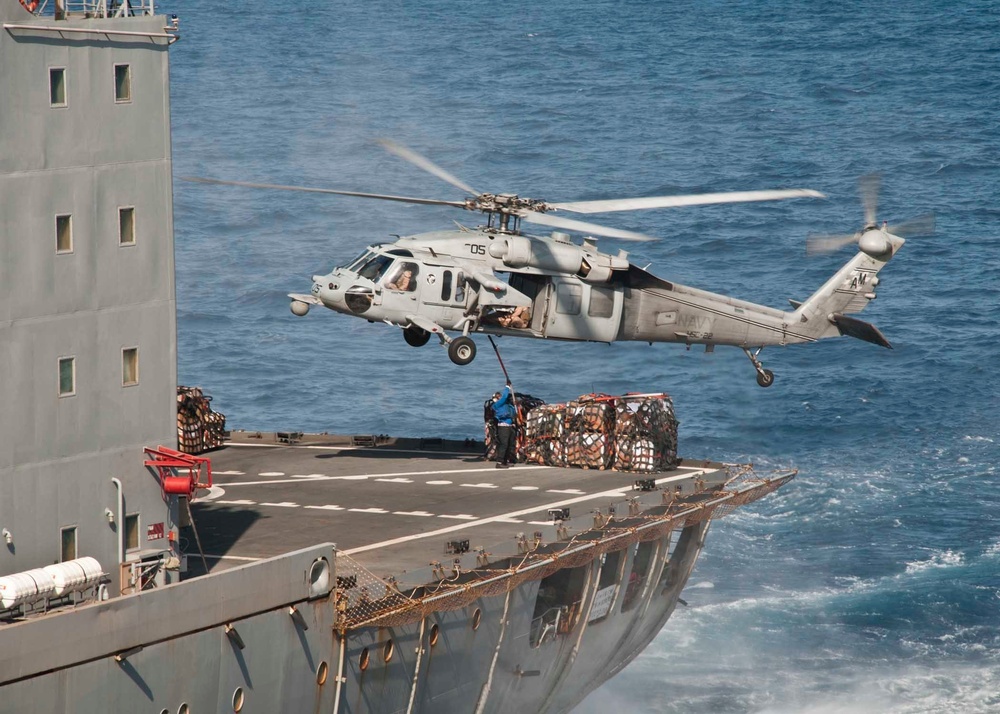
742, 347, 775, 388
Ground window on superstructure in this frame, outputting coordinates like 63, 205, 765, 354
114, 64, 132, 103
56, 214, 73, 253
60, 526, 77, 562
119, 207, 136, 246
122, 347, 139, 386
125, 514, 140, 551
58, 356, 76, 397
49, 67, 67, 107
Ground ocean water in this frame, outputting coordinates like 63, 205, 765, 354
168, 1, 1000, 712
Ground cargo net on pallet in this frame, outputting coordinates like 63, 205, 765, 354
177, 386, 227, 455
521, 393, 679, 472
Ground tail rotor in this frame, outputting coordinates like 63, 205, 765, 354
807, 174, 934, 257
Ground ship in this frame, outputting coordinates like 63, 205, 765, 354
0, 3, 794, 712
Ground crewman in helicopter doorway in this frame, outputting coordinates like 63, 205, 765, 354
491, 381, 517, 468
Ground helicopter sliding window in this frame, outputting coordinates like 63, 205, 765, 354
588, 287, 614, 318
555, 283, 582, 315
385, 262, 419, 292
441, 271, 453, 301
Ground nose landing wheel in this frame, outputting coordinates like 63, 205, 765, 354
742, 347, 775, 388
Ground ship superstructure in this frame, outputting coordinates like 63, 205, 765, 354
0, 0, 181, 598
0, 5, 795, 713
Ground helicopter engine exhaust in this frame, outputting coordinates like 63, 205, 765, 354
488, 236, 618, 283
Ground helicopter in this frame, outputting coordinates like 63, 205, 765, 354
186, 144, 931, 387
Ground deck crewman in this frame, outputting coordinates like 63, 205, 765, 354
492, 381, 516, 468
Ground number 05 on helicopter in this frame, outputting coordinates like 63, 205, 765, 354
187, 145, 931, 387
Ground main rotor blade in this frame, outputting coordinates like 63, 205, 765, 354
860, 174, 881, 226
548, 188, 825, 215
377, 139, 480, 196
181, 176, 467, 208
806, 232, 860, 256
516, 209, 654, 242
886, 213, 935, 237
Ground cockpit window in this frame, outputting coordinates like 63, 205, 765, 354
357, 255, 394, 282
344, 250, 374, 272
385, 262, 419, 292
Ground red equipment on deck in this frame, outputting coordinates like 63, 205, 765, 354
143, 445, 213, 500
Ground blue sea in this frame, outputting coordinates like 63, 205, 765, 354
168, 2, 1000, 712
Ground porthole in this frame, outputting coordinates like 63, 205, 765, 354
359, 647, 370, 671
383, 639, 394, 663
232, 687, 244, 712
178, 705, 190, 714
429, 624, 440, 647
317, 661, 329, 685
472, 608, 482, 630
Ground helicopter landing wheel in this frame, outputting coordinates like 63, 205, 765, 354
403, 325, 431, 347
448, 336, 477, 366
756, 369, 775, 388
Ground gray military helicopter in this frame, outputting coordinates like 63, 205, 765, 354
188, 146, 930, 387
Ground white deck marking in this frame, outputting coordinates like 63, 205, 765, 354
528, 521, 553, 526
349, 507, 389, 514
461, 482, 498, 489
291, 474, 326, 479
376, 477, 413, 483
304, 505, 344, 511
426, 480, 453, 485
260, 502, 299, 508
546, 488, 585, 495
511, 486, 539, 491
215, 499, 256, 506
202, 485, 227, 501
438, 514, 478, 520
343, 469, 716, 556
221, 466, 547, 487
494, 517, 525, 523
213, 470, 245, 476
393, 510, 434, 517
259, 471, 285, 477
203, 554, 262, 562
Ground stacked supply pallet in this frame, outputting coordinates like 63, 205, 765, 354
563, 397, 616, 470
522, 392, 680, 473
177, 386, 227, 455
612, 394, 679, 472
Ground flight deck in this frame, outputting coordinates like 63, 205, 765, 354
191, 431, 734, 585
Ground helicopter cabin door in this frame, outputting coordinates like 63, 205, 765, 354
543, 277, 622, 342
420, 265, 469, 329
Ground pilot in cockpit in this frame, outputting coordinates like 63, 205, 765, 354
386, 262, 418, 292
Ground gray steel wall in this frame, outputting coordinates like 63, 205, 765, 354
0, 7, 178, 581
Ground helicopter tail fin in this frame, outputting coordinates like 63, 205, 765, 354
790, 235, 904, 345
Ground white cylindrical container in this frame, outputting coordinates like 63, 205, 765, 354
0, 568, 57, 609
43, 557, 103, 596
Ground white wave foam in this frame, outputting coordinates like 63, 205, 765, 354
962, 435, 995, 443
904, 549, 965, 574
